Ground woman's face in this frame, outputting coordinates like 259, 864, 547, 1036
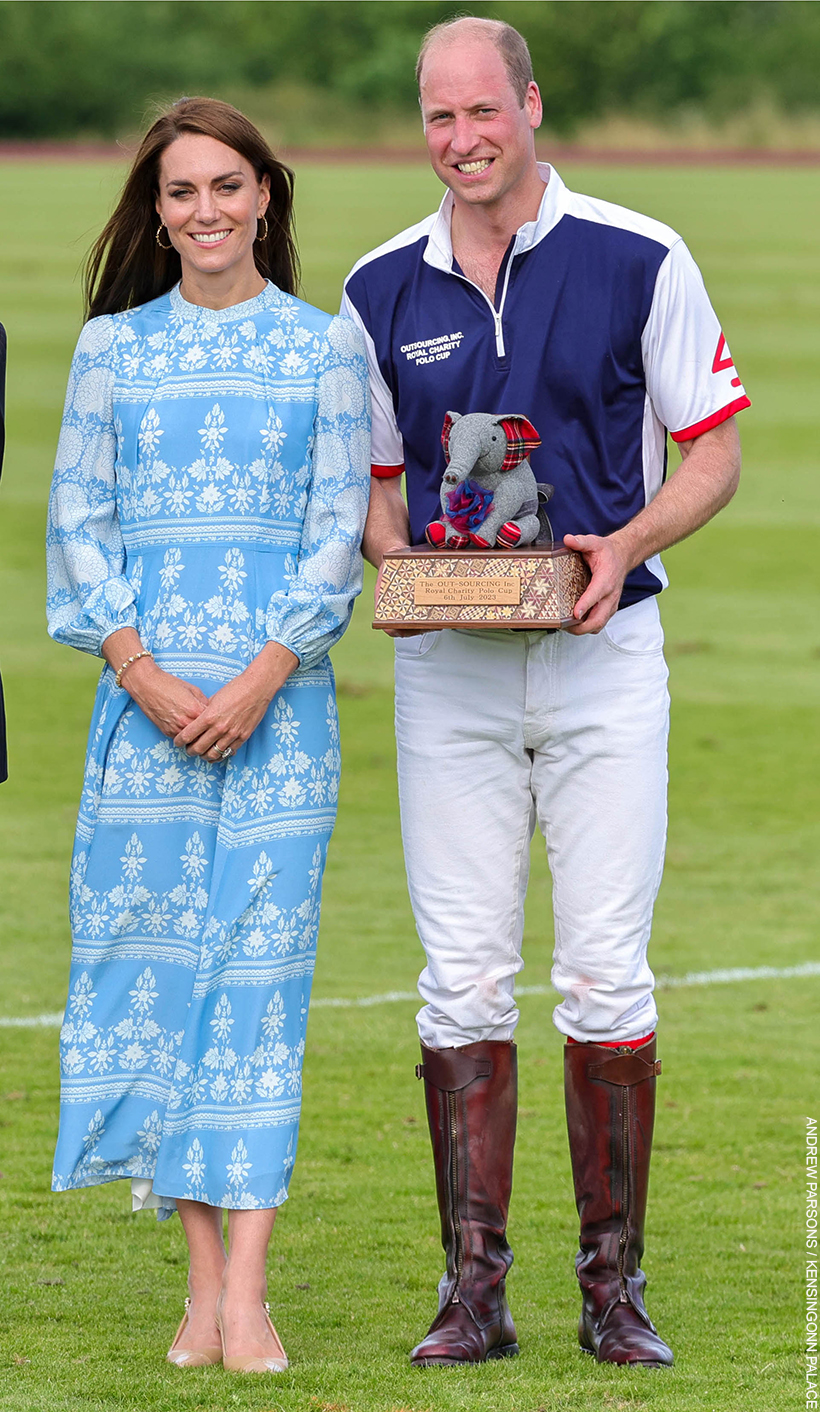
155, 133, 270, 281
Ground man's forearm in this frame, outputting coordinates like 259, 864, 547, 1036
565, 416, 742, 634
362, 475, 411, 567
611, 417, 741, 573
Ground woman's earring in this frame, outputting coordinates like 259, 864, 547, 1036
156, 223, 173, 250
256, 216, 269, 242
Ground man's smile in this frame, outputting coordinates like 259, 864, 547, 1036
455, 158, 494, 175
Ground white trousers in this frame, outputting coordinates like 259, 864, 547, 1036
394, 597, 670, 1047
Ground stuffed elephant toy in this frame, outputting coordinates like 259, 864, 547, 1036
425, 410, 554, 549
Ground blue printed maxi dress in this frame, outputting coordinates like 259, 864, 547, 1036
46, 282, 370, 1214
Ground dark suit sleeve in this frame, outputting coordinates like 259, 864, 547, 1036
0, 321, 7, 782
0, 322, 5, 477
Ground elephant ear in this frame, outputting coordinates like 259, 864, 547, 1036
497, 416, 541, 470
440, 411, 460, 463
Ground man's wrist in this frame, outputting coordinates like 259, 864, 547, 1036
364, 537, 410, 569
608, 524, 648, 576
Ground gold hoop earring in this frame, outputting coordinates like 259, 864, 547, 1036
156, 223, 172, 251
256, 216, 269, 242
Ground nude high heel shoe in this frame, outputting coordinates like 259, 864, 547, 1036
166, 1296, 223, 1367
217, 1298, 289, 1373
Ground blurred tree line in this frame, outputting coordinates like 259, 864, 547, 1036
0, 0, 818, 141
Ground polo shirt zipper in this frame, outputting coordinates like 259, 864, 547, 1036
449, 240, 518, 360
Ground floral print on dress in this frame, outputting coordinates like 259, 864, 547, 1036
48, 283, 369, 1213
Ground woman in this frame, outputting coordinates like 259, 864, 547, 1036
47, 98, 370, 1373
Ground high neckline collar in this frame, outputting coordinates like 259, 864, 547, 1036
425, 163, 565, 271
169, 280, 282, 323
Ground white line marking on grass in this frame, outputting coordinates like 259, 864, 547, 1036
657, 961, 820, 988
311, 961, 820, 1007
2, 962, 819, 1028
313, 989, 419, 1008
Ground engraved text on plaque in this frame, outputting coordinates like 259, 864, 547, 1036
413, 575, 522, 607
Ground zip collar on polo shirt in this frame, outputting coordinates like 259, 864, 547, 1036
422, 162, 567, 274
422, 163, 567, 357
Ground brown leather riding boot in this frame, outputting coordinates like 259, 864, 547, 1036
410, 1041, 519, 1366
564, 1036, 673, 1367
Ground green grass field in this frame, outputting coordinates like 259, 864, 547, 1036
0, 157, 818, 1412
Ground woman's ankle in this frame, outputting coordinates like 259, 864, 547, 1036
187, 1268, 226, 1302
220, 1268, 267, 1306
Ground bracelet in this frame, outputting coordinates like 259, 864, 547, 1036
115, 650, 154, 688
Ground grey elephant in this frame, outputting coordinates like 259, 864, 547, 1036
425, 410, 554, 549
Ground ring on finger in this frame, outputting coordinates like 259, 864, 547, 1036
219, 745, 234, 760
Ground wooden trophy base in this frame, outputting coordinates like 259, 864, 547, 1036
373, 544, 590, 632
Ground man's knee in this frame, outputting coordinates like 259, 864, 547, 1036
416, 969, 520, 1049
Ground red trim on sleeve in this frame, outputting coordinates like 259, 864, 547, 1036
371, 463, 405, 479
671, 395, 751, 444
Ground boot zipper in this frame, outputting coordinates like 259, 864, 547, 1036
448, 1090, 464, 1297
618, 1083, 631, 1302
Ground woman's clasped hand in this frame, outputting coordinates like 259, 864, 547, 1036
171, 644, 299, 762
109, 628, 299, 762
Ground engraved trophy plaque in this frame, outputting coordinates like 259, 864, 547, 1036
373, 544, 590, 631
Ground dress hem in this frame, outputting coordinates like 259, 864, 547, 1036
52, 1170, 289, 1213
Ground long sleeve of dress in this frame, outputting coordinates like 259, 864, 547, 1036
47, 318, 138, 655
264, 316, 371, 669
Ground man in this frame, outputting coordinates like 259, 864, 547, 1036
341, 17, 748, 1369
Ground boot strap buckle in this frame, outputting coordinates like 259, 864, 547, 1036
416, 1051, 493, 1091
588, 1053, 662, 1085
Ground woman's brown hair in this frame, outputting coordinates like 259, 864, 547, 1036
84, 97, 299, 319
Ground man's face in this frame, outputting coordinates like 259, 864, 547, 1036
419, 37, 542, 211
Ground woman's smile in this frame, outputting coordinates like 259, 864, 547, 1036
189, 229, 233, 246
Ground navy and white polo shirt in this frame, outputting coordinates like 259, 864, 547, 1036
341, 164, 750, 606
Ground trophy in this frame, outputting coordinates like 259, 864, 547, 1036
373, 411, 590, 632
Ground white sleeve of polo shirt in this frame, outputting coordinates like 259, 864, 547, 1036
339, 287, 404, 475
642, 239, 750, 444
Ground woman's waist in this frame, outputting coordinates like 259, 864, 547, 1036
125, 542, 298, 661
122, 522, 301, 555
